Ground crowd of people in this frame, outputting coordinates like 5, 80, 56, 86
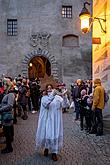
0, 75, 109, 161
71, 78, 108, 136
0, 75, 41, 154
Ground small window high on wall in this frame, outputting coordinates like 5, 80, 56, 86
62, 6, 72, 18
7, 19, 17, 36
62, 35, 79, 47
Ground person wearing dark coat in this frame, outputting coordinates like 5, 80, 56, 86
18, 79, 29, 120
71, 79, 86, 120
79, 89, 92, 131
30, 81, 40, 113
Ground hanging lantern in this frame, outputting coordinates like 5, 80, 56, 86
79, 2, 91, 33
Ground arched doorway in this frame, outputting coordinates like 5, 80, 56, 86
28, 56, 51, 80
22, 48, 59, 81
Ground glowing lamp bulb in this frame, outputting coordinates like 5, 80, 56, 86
29, 63, 32, 67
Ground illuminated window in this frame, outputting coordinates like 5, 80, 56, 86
7, 19, 17, 36
62, 6, 72, 18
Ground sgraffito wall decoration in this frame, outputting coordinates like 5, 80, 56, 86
93, 0, 110, 94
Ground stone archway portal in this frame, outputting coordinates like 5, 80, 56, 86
22, 48, 58, 80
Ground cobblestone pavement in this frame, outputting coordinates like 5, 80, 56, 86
0, 109, 110, 165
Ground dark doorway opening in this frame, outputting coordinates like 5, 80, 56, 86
28, 56, 51, 80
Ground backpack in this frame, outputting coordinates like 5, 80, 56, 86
104, 91, 109, 103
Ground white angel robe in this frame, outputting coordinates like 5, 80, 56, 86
62, 89, 70, 108
36, 92, 63, 154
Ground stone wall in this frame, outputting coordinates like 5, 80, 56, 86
0, 0, 92, 85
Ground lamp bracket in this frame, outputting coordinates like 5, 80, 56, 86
79, 2, 107, 34
93, 17, 106, 33
84, 2, 90, 8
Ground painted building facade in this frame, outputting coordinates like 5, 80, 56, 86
93, 0, 110, 131
0, 0, 92, 85
93, 0, 110, 93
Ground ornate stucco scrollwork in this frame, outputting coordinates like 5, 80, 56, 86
30, 32, 51, 48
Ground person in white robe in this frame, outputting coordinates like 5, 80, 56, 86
36, 84, 63, 161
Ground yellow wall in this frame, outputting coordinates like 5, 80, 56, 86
93, 0, 110, 94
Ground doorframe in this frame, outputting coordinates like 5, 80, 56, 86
22, 48, 59, 80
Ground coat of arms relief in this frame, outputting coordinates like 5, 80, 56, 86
30, 32, 51, 49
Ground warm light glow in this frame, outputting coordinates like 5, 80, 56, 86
29, 63, 32, 67
62, 10, 65, 15
80, 14, 90, 33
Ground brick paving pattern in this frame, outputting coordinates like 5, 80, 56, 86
0, 109, 110, 165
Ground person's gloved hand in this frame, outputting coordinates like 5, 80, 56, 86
52, 89, 58, 96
